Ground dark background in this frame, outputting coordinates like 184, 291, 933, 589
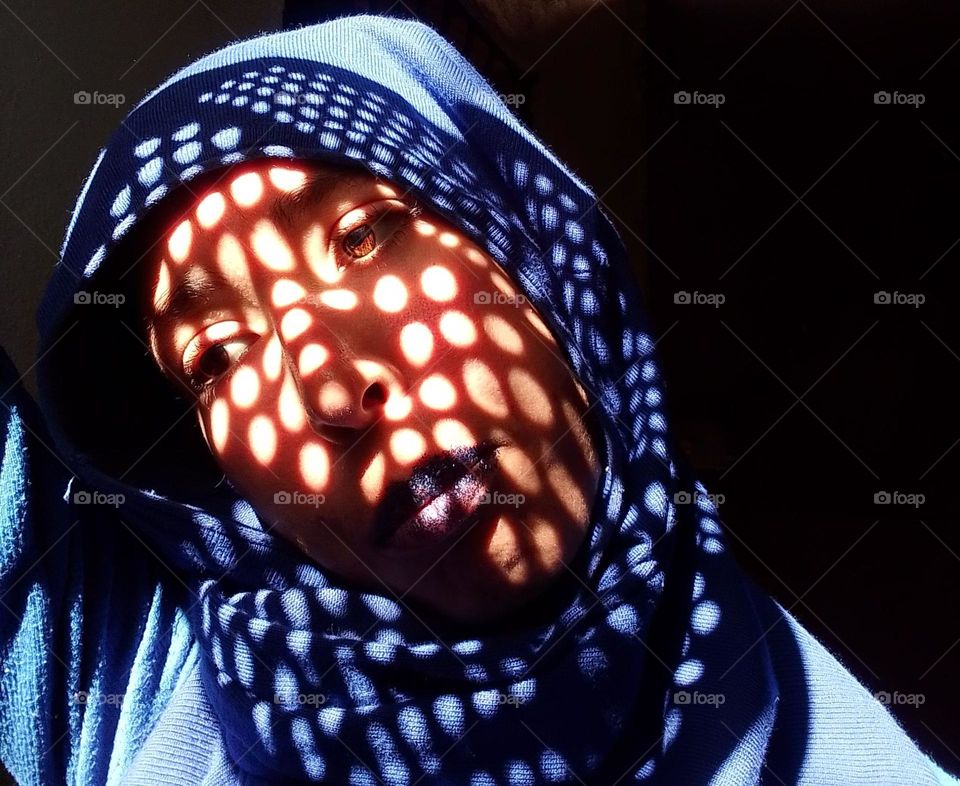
1, 0, 957, 780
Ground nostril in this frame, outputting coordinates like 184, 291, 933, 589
361, 380, 389, 412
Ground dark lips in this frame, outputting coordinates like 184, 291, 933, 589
372, 440, 503, 549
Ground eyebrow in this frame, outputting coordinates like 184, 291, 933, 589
269, 169, 361, 232
146, 267, 241, 337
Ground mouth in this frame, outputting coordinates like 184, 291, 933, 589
372, 439, 504, 550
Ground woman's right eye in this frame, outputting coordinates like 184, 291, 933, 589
184, 333, 257, 390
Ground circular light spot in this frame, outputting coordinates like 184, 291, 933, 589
251, 219, 295, 271
438, 310, 476, 346
462, 360, 509, 418
384, 393, 412, 421
231, 172, 264, 206
273, 279, 307, 308
281, 308, 312, 341
196, 192, 226, 228
298, 343, 328, 375
249, 415, 277, 464
419, 374, 456, 410
299, 442, 330, 491
507, 368, 554, 426
318, 289, 357, 310
482, 314, 523, 355
433, 419, 475, 451
318, 381, 349, 415
399, 322, 433, 366
373, 275, 408, 313
361, 452, 386, 503
279, 376, 306, 432
168, 220, 192, 263
439, 232, 459, 248
390, 428, 426, 464
230, 366, 260, 409
421, 266, 457, 301
262, 335, 283, 381
209, 399, 229, 452
269, 166, 307, 191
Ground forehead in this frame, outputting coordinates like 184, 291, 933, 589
140, 159, 404, 312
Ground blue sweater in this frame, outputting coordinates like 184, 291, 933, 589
2, 15, 958, 786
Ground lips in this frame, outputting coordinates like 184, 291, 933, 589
372, 440, 503, 549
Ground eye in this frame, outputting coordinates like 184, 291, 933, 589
183, 323, 258, 391
332, 199, 419, 269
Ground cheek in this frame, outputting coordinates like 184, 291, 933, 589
196, 351, 329, 502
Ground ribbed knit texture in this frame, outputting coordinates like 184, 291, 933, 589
2, 14, 958, 786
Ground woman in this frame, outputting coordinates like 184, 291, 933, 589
1, 14, 956, 786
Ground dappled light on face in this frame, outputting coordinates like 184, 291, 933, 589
420, 266, 457, 302
299, 442, 330, 491
318, 381, 350, 416
303, 225, 344, 285
419, 374, 456, 411
383, 393, 413, 421
196, 191, 226, 228
508, 368, 555, 427
399, 322, 433, 366
279, 376, 307, 432
217, 233, 249, 281
390, 428, 427, 465
252, 219, 296, 272
298, 343, 328, 376
438, 231, 460, 248
230, 171, 264, 207
144, 160, 603, 623
269, 166, 308, 192
210, 398, 230, 454
281, 308, 312, 341
462, 360, 509, 418
360, 451, 386, 503
273, 279, 307, 308
373, 275, 408, 313
318, 289, 358, 310
433, 419, 475, 452
249, 414, 278, 465
262, 335, 283, 382
483, 314, 523, 355
497, 444, 543, 494
230, 366, 260, 409
152, 261, 171, 311
168, 219, 193, 263
438, 310, 477, 347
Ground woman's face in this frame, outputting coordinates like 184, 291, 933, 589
140, 159, 601, 623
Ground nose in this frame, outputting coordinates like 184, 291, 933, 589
278, 313, 403, 442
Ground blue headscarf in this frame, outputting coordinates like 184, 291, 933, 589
28, 14, 958, 786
